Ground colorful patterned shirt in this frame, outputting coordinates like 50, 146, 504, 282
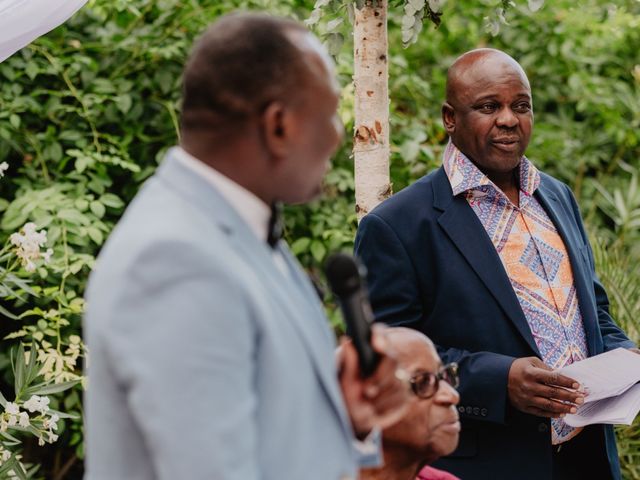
442, 141, 588, 444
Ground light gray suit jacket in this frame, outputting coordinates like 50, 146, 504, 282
84, 150, 360, 480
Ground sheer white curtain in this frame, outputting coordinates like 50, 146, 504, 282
0, 0, 88, 62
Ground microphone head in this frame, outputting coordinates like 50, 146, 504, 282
324, 253, 366, 297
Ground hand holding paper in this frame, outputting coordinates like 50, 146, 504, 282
556, 348, 640, 427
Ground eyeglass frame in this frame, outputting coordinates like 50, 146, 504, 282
409, 362, 459, 399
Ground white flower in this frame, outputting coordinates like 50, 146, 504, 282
0, 448, 10, 462
18, 412, 29, 428
38, 436, 45, 446
23, 395, 50, 414
0, 162, 8, 178
6, 415, 16, 427
23, 395, 40, 413
0, 418, 7, 432
47, 431, 58, 443
10, 222, 50, 271
5, 402, 19, 415
43, 413, 59, 431
43, 248, 53, 263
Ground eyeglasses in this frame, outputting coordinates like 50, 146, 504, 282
409, 363, 459, 399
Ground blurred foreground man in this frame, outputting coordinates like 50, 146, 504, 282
355, 48, 638, 480
360, 328, 461, 480
84, 13, 410, 480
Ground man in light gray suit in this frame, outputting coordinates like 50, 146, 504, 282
84, 13, 411, 480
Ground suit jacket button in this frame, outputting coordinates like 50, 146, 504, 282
538, 423, 549, 433
472, 407, 480, 416
465, 406, 473, 414
480, 408, 488, 417
458, 406, 465, 413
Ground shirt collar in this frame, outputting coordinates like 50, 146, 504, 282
172, 146, 271, 243
442, 139, 540, 198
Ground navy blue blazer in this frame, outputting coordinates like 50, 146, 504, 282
355, 166, 635, 480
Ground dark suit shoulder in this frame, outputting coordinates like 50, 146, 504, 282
366, 168, 442, 224
538, 171, 572, 196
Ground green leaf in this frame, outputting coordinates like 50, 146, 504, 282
25, 62, 39, 80
87, 226, 104, 245
0, 303, 19, 320
57, 209, 90, 226
90, 201, 106, 218
23, 379, 80, 397
310, 240, 327, 263
114, 94, 132, 114
326, 18, 343, 33
13, 343, 26, 397
291, 237, 311, 255
24, 346, 38, 387
99, 193, 125, 209
9, 114, 20, 129
0, 455, 20, 478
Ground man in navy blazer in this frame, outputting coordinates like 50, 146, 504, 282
355, 49, 638, 480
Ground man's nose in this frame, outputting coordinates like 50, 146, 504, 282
495, 106, 518, 128
434, 380, 460, 406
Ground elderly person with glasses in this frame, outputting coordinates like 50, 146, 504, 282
361, 327, 461, 480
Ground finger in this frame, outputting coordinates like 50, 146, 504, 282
370, 324, 392, 355
540, 385, 585, 405
530, 396, 577, 415
339, 340, 360, 384
538, 369, 580, 390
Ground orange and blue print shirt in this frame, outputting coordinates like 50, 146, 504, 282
443, 141, 588, 444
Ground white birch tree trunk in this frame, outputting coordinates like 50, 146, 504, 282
353, 0, 391, 221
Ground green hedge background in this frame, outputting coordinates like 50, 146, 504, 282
0, 0, 638, 477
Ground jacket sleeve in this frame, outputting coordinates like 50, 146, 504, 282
564, 184, 636, 351
355, 212, 515, 425
106, 241, 261, 480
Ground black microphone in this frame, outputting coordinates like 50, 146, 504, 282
325, 253, 380, 377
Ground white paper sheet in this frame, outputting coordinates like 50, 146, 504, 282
557, 348, 640, 427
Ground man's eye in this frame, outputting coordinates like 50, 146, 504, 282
476, 104, 497, 113
514, 103, 531, 113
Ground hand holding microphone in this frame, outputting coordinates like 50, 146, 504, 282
326, 253, 412, 438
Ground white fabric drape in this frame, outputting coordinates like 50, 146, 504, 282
0, 0, 88, 63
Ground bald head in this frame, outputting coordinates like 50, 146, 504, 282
441, 48, 534, 181
446, 48, 530, 106
374, 328, 460, 472
385, 327, 437, 367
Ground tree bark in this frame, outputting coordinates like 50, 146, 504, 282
353, 0, 391, 222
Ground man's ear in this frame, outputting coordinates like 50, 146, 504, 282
442, 102, 456, 135
260, 101, 293, 162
